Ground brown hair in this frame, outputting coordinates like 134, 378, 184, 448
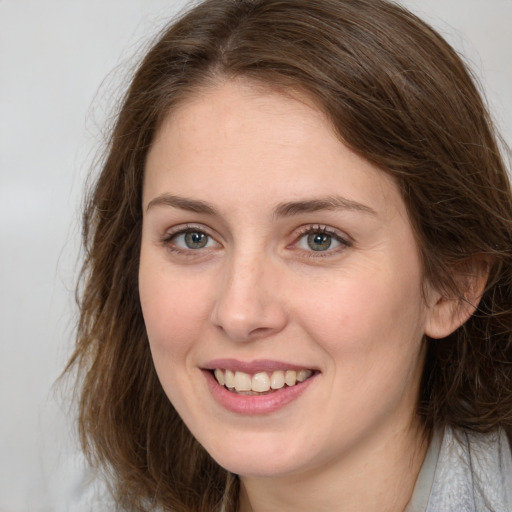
67, 0, 512, 510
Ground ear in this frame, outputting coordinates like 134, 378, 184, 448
424, 256, 491, 339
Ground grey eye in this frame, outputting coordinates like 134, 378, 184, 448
306, 232, 333, 251
183, 231, 209, 249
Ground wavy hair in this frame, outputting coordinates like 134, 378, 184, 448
66, 0, 512, 510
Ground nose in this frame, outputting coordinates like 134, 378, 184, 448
210, 252, 288, 342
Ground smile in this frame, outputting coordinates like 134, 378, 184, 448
203, 361, 318, 414
213, 368, 314, 394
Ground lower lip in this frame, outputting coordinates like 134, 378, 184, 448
203, 370, 317, 415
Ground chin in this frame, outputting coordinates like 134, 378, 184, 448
200, 429, 314, 478
217, 455, 300, 478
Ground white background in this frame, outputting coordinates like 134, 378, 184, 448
0, 1, 510, 510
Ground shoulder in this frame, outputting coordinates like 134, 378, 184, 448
429, 427, 512, 512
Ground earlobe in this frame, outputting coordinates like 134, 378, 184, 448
424, 256, 491, 340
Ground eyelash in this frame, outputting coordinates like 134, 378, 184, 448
161, 224, 218, 255
292, 225, 352, 258
160, 224, 352, 257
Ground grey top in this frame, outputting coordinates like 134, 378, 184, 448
405, 428, 512, 512
77, 428, 512, 511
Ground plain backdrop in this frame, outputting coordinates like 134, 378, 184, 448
0, 1, 510, 510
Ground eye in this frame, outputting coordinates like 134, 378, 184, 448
163, 227, 219, 251
305, 232, 336, 251
181, 231, 210, 249
294, 226, 350, 253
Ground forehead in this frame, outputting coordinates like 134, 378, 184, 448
151, 79, 329, 159
143, 79, 404, 221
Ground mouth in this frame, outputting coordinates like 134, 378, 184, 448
203, 360, 319, 414
211, 368, 315, 395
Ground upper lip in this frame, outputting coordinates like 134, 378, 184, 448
202, 358, 317, 374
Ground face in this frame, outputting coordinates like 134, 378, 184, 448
139, 80, 436, 479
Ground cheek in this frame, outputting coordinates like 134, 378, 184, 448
296, 259, 427, 369
138, 265, 209, 409
138, 256, 211, 359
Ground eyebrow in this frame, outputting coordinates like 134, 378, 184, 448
146, 194, 216, 214
273, 196, 377, 217
146, 193, 376, 217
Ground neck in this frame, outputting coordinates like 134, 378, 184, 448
238, 419, 428, 512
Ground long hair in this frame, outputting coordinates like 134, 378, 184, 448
66, 0, 512, 510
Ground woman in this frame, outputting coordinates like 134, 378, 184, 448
68, 0, 512, 510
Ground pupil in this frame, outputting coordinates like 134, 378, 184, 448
307, 233, 331, 251
185, 231, 207, 248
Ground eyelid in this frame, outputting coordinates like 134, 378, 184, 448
158, 223, 351, 257
290, 224, 352, 255
161, 223, 222, 252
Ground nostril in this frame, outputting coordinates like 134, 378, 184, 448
248, 326, 277, 338
209, 265, 288, 342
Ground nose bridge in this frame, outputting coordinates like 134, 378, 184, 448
211, 247, 286, 341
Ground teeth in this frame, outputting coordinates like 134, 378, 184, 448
213, 368, 313, 393
285, 370, 297, 386
297, 369, 312, 382
214, 369, 225, 386
252, 372, 270, 392
234, 371, 252, 392
270, 370, 285, 390
224, 369, 235, 388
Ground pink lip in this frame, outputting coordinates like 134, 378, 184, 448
202, 366, 318, 415
203, 358, 315, 374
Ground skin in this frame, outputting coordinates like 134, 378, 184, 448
139, 79, 458, 512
